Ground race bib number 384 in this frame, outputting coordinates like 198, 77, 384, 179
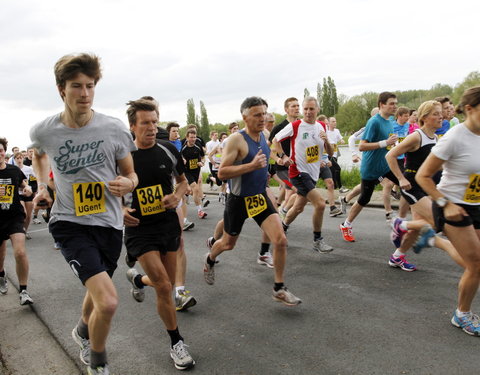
73, 182, 106, 216
0, 184, 14, 204
136, 184, 165, 216
244, 194, 267, 218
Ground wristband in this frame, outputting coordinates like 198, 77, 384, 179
378, 140, 387, 148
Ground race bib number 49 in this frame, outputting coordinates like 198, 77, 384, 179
244, 194, 267, 218
136, 184, 165, 216
306, 145, 319, 163
464, 174, 480, 203
0, 184, 14, 204
73, 182, 106, 216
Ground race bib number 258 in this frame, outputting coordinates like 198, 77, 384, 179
244, 194, 267, 218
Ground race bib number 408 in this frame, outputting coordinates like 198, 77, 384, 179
306, 145, 319, 163
73, 182, 106, 216
464, 174, 480, 203
136, 184, 165, 216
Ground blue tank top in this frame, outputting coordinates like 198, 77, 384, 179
229, 130, 270, 197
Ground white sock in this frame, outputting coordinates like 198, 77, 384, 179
456, 308, 471, 318
428, 236, 436, 247
393, 249, 404, 257
343, 220, 352, 227
197, 205, 202, 212
176, 286, 185, 297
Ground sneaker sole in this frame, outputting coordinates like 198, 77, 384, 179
451, 316, 480, 336
176, 297, 197, 311
257, 259, 274, 268
71, 328, 90, 365
20, 299, 33, 305
171, 357, 196, 370
388, 261, 416, 272
272, 295, 302, 306
313, 248, 334, 253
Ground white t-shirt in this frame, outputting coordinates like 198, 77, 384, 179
19, 165, 35, 196
206, 140, 220, 155
431, 123, 480, 205
326, 128, 343, 157
275, 120, 325, 180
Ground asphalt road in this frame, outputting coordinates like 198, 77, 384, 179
3, 198, 478, 375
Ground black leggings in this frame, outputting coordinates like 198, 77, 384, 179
357, 171, 399, 207
329, 157, 342, 189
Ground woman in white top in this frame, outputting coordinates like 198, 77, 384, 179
14, 152, 35, 238
417, 86, 480, 336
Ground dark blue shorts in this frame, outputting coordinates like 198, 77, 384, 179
50, 221, 122, 284
0, 213, 26, 241
291, 172, 317, 197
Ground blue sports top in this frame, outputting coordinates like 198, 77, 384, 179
228, 130, 270, 197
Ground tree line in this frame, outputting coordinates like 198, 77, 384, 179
169, 71, 480, 139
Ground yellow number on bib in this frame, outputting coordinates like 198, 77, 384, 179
136, 184, 165, 216
72, 182, 106, 216
306, 145, 319, 163
0, 184, 14, 204
244, 194, 267, 218
189, 159, 198, 169
464, 174, 480, 203
386, 133, 395, 150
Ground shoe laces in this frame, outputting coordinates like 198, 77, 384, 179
174, 341, 190, 359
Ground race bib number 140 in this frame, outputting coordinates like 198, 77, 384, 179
73, 182, 106, 216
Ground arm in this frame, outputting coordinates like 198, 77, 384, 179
217, 133, 267, 180
320, 130, 334, 157
385, 132, 420, 190
271, 137, 292, 167
108, 154, 138, 197
163, 174, 188, 210
32, 150, 53, 208
416, 154, 467, 221
358, 133, 398, 152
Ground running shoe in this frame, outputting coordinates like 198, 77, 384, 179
202, 198, 210, 208
278, 208, 287, 221
198, 210, 207, 219
340, 196, 348, 214
170, 340, 195, 370
0, 273, 7, 294
25, 232, 32, 240
413, 225, 435, 254
19, 290, 33, 305
390, 190, 401, 201
272, 287, 302, 306
329, 206, 342, 217
183, 220, 195, 231
206, 236, 215, 250
340, 223, 355, 242
72, 326, 91, 365
388, 254, 416, 272
339, 186, 350, 194
175, 290, 197, 311
126, 268, 145, 302
87, 365, 110, 375
125, 252, 136, 268
390, 218, 407, 248
203, 253, 215, 285
53, 242, 62, 251
451, 310, 480, 336
257, 252, 274, 268
32, 217, 42, 225
313, 238, 334, 253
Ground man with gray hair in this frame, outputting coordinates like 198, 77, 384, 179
203, 96, 301, 306
273, 96, 334, 253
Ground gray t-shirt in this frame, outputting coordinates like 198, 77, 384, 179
30, 111, 136, 229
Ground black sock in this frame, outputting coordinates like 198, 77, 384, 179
0, 270, 5, 277
211, 237, 216, 245
19, 285, 27, 292
282, 222, 289, 232
167, 327, 184, 347
260, 242, 270, 256
274, 282, 284, 292
314, 231, 321, 241
77, 318, 89, 339
207, 255, 216, 267
90, 350, 107, 369
134, 274, 145, 289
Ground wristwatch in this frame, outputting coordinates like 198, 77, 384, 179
435, 197, 449, 208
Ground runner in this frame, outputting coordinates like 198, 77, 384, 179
203, 96, 301, 306
30, 53, 137, 375
0, 137, 33, 304
416, 86, 480, 336
273, 96, 334, 252
339, 92, 400, 242
123, 98, 195, 369
326, 117, 349, 194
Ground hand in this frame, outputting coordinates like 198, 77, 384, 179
282, 155, 293, 168
163, 193, 180, 210
108, 176, 134, 197
319, 131, 328, 142
444, 202, 468, 222
123, 207, 140, 227
352, 155, 361, 163
320, 161, 326, 168
399, 177, 411, 191
326, 161, 332, 168
198, 161, 204, 167
23, 186, 33, 197
33, 188, 53, 209
251, 149, 267, 170
387, 134, 398, 146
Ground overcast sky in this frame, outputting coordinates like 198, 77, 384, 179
1, 0, 479, 150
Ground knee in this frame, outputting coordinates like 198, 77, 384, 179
97, 295, 118, 317
273, 234, 288, 249
14, 248, 27, 263
292, 205, 304, 215
153, 279, 173, 297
